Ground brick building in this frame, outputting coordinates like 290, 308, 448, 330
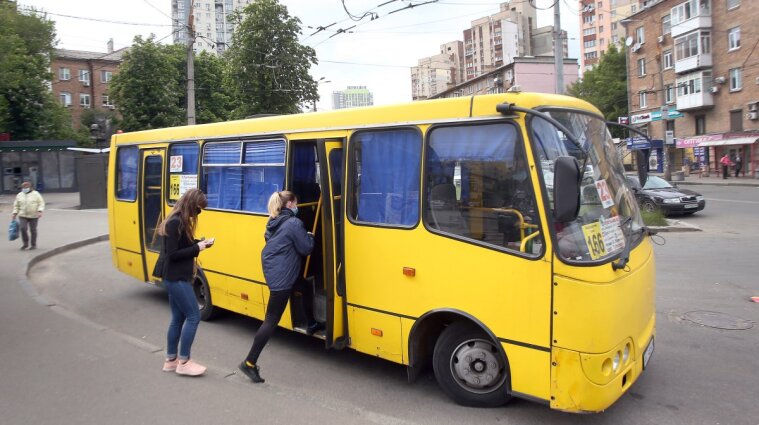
51, 41, 126, 128
624, 0, 758, 177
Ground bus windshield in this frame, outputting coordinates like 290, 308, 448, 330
530, 109, 644, 263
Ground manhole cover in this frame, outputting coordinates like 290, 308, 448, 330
682, 311, 754, 330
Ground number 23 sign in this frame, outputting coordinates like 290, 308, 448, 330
170, 155, 183, 173
595, 179, 615, 209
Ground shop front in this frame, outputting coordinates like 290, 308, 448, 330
0, 140, 78, 193
677, 134, 759, 178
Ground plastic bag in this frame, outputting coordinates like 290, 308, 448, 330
8, 219, 19, 241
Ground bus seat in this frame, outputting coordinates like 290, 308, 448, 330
429, 184, 468, 236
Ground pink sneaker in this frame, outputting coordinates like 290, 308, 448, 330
162, 358, 178, 372
175, 359, 206, 376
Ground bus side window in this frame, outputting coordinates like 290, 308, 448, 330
348, 129, 421, 227
116, 146, 138, 201
425, 123, 543, 255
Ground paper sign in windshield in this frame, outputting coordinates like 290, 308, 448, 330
169, 174, 198, 200
595, 179, 615, 208
600, 215, 625, 253
170, 155, 183, 173
581, 221, 606, 260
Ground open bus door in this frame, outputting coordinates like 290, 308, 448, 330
140, 148, 166, 282
318, 139, 348, 349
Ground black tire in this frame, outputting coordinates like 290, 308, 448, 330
193, 270, 218, 321
432, 321, 511, 407
640, 199, 658, 213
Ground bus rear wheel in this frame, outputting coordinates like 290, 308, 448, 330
193, 272, 218, 321
432, 321, 511, 407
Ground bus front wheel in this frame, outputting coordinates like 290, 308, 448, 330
193, 272, 218, 321
432, 321, 511, 407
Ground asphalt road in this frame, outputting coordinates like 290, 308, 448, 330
25, 184, 759, 425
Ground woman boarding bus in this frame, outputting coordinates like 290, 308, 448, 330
108, 93, 655, 412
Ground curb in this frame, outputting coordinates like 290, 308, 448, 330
25, 234, 110, 277
649, 220, 702, 233
677, 181, 759, 188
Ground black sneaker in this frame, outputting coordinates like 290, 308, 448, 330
20, 246, 28, 250
238, 362, 265, 383
307, 321, 325, 335
29, 246, 37, 250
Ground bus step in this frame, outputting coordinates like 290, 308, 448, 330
292, 326, 326, 340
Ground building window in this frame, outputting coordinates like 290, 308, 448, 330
675, 31, 709, 60
677, 72, 709, 96
349, 129, 421, 227
584, 40, 597, 48
730, 110, 743, 132
583, 28, 596, 36
59, 68, 70, 81
636, 26, 645, 44
78, 69, 90, 84
101, 70, 112, 83
671, 0, 700, 25
639, 92, 647, 108
638, 58, 647, 76
598, 26, 604, 33
611, 22, 617, 30
665, 84, 674, 103
663, 50, 673, 69
102, 95, 114, 108
728, 27, 741, 50
729, 68, 742, 91
79, 93, 90, 108
662, 14, 671, 35
631, 4, 637, 13
695, 115, 706, 135
59, 92, 72, 107
727, 0, 739, 10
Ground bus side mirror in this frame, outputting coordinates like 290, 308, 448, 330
553, 156, 581, 222
636, 150, 649, 187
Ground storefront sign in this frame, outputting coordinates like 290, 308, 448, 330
677, 133, 759, 148
630, 107, 683, 125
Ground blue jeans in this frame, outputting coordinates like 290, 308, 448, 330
165, 279, 200, 360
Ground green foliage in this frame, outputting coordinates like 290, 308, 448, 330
567, 44, 628, 136
109, 36, 185, 131
641, 209, 667, 226
224, 0, 318, 118
194, 52, 231, 123
0, 3, 76, 140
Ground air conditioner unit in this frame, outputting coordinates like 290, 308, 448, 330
82, 81, 90, 87
710, 86, 719, 93
631, 43, 641, 53
747, 102, 759, 112
746, 111, 758, 120
657, 35, 664, 44
714, 76, 726, 84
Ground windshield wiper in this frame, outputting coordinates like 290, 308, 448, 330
611, 217, 633, 271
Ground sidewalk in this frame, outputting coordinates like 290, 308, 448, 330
663, 172, 759, 187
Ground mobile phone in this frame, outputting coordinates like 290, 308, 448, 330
206, 237, 215, 246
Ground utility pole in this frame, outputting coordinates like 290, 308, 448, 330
186, 9, 196, 125
554, 0, 564, 94
657, 53, 671, 181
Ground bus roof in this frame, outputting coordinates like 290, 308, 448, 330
112, 93, 599, 146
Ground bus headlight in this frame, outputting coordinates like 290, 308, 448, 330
623, 344, 630, 364
612, 352, 621, 371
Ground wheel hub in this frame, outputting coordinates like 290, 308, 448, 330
451, 339, 504, 393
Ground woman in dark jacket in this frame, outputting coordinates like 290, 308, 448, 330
157, 188, 214, 377
239, 190, 316, 383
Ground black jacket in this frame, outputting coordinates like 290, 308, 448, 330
261, 209, 314, 292
162, 216, 200, 282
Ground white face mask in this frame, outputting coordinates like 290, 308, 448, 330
22, 188, 30, 194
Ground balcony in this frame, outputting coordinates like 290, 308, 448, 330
675, 53, 712, 74
676, 91, 713, 111
671, 15, 711, 37
671, 0, 712, 38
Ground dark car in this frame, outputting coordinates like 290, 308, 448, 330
626, 175, 706, 215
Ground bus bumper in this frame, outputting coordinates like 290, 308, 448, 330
550, 316, 656, 413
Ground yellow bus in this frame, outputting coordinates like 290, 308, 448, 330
107, 93, 655, 412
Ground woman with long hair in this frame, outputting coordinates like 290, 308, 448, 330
238, 190, 317, 383
157, 188, 214, 376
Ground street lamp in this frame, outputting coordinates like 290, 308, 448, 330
313, 77, 331, 112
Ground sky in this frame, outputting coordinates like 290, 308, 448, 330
20, 0, 581, 111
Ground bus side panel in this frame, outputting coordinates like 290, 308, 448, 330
348, 306, 403, 364
222, 276, 265, 320
115, 249, 144, 282
503, 343, 551, 401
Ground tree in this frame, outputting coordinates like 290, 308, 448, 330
0, 3, 78, 141
109, 36, 185, 131
224, 0, 318, 118
567, 43, 628, 136
194, 51, 231, 124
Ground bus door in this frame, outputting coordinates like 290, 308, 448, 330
317, 139, 347, 348
140, 149, 165, 281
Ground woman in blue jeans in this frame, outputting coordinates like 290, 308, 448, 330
156, 189, 214, 376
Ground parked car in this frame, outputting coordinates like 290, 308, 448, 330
625, 175, 706, 215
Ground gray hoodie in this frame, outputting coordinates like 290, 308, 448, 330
261, 209, 315, 292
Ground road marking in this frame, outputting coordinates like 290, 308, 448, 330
705, 198, 759, 204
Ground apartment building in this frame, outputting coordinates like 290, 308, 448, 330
411, 41, 465, 100
430, 57, 579, 99
579, 0, 637, 72
332, 86, 374, 110
624, 0, 758, 177
51, 41, 126, 128
172, 0, 251, 54
532, 25, 569, 57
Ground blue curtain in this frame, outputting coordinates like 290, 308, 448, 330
244, 140, 285, 165
205, 166, 242, 210
169, 143, 199, 175
116, 146, 138, 201
355, 129, 420, 226
204, 142, 241, 165
242, 167, 284, 212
